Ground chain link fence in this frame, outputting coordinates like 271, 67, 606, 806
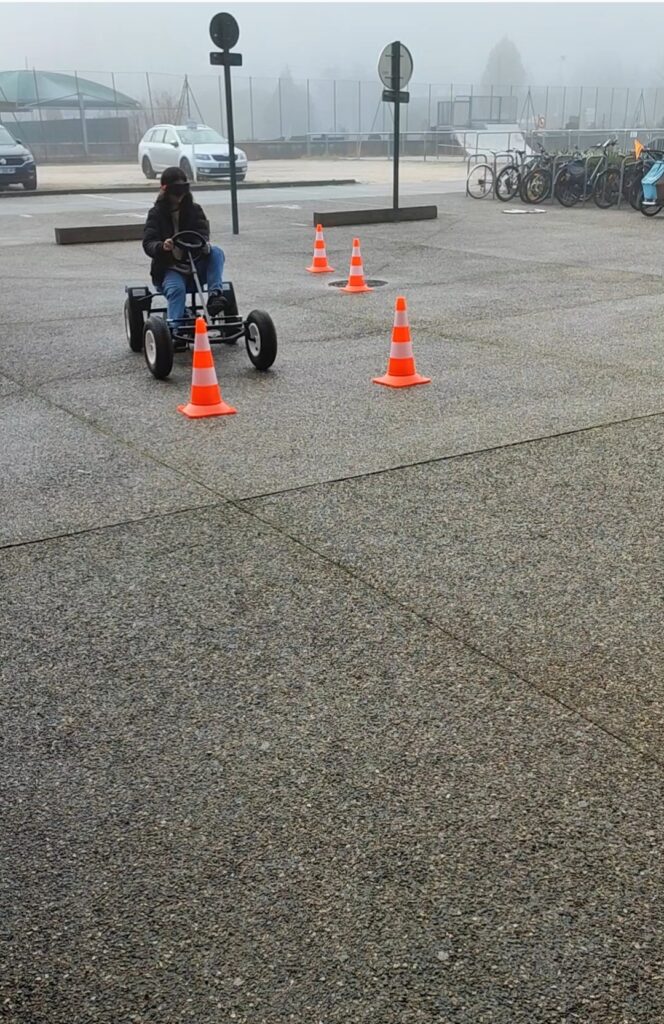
3, 70, 664, 162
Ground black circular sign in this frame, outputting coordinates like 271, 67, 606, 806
209, 13, 240, 50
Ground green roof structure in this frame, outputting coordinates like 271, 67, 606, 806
0, 70, 140, 111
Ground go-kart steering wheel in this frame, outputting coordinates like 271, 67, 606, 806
172, 230, 208, 260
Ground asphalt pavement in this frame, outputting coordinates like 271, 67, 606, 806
2, 183, 664, 1023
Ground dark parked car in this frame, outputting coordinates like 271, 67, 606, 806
0, 125, 37, 190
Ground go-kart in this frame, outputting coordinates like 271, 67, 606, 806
123, 230, 277, 379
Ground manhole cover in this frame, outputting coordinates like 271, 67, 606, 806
328, 279, 388, 288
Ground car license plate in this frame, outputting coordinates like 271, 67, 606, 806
0, 167, 15, 174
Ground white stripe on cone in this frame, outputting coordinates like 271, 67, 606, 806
191, 366, 219, 388
394, 310, 409, 328
390, 341, 414, 359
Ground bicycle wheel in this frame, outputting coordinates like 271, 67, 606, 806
554, 168, 584, 207
466, 164, 495, 199
495, 165, 520, 202
521, 167, 552, 204
593, 168, 620, 209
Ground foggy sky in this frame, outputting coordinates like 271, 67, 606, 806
0, 3, 661, 87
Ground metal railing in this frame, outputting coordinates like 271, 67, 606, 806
2, 70, 664, 162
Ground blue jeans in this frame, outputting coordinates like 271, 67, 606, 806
160, 245, 225, 322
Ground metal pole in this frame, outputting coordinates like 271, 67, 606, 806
306, 78, 311, 135
333, 79, 337, 133
428, 82, 432, 128
249, 76, 254, 140
32, 68, 48, 162
74, 71, 89, 157
561, 85, 566, 128
223, 61, 239, 235
217, 75, 225, 135
358, 79, 361, 134
655, 89, 660, 131
111, 72, 119, 117
110, 71, 120, 161
184, 74, 191, 119
145, 71, 155, 124
278, 77, 283, 138
392, 43, 401, 211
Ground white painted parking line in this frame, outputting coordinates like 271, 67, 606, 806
82, 193, 149, 205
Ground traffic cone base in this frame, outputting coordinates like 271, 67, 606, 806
372, 371, 431, 389
178, 398, 237, 418
342, 237, 372, 292
179, 316, 237, 419
307, 224, 334, 274
342, 280, 373, 293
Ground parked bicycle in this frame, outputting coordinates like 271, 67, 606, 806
553, 137, 619, 208
466, 156, 497, 199
495, 143, 553, 203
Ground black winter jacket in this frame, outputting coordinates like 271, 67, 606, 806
143, 196, 210, 285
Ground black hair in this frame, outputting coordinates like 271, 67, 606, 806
157, 166, 193, 209
160, 166, 187, 187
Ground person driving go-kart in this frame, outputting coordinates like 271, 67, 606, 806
143, 166, 226, 321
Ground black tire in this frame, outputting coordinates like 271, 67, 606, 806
593, 168, 620, 209
629, 178, 644, 210
237, 173, 246, 182
142, 156, 156, 180
640, 196, 662, 217
466, 164, 494, 199
23, 174, 37, 191
245, 310, 277, 371
124, 297, 144, 352
521, 167, 552, 204
180, 159, 194, 181
143, 316, 174, 378
554, 169, 583, 207
495, 165, 520, 202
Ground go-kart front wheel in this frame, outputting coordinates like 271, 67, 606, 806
143, 316, 174, 379
245, 310, 277, 371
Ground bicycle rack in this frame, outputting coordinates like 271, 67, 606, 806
465, 150, 500, 198
617, 155, 636, 210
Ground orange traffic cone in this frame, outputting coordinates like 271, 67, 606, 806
307, 223, 334, 274
373, 297, 431, 389
341, 237, 373, 293
178, 317, 237, 418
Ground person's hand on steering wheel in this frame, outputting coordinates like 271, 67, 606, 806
163, 238, 175, 252
171, 230, 210, 262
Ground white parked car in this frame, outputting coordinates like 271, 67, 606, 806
138, 122, 248, 182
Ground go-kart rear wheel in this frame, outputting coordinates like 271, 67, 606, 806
143, 316, 174, 379
124, 297, 144, 352
245, 310, 277, 371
